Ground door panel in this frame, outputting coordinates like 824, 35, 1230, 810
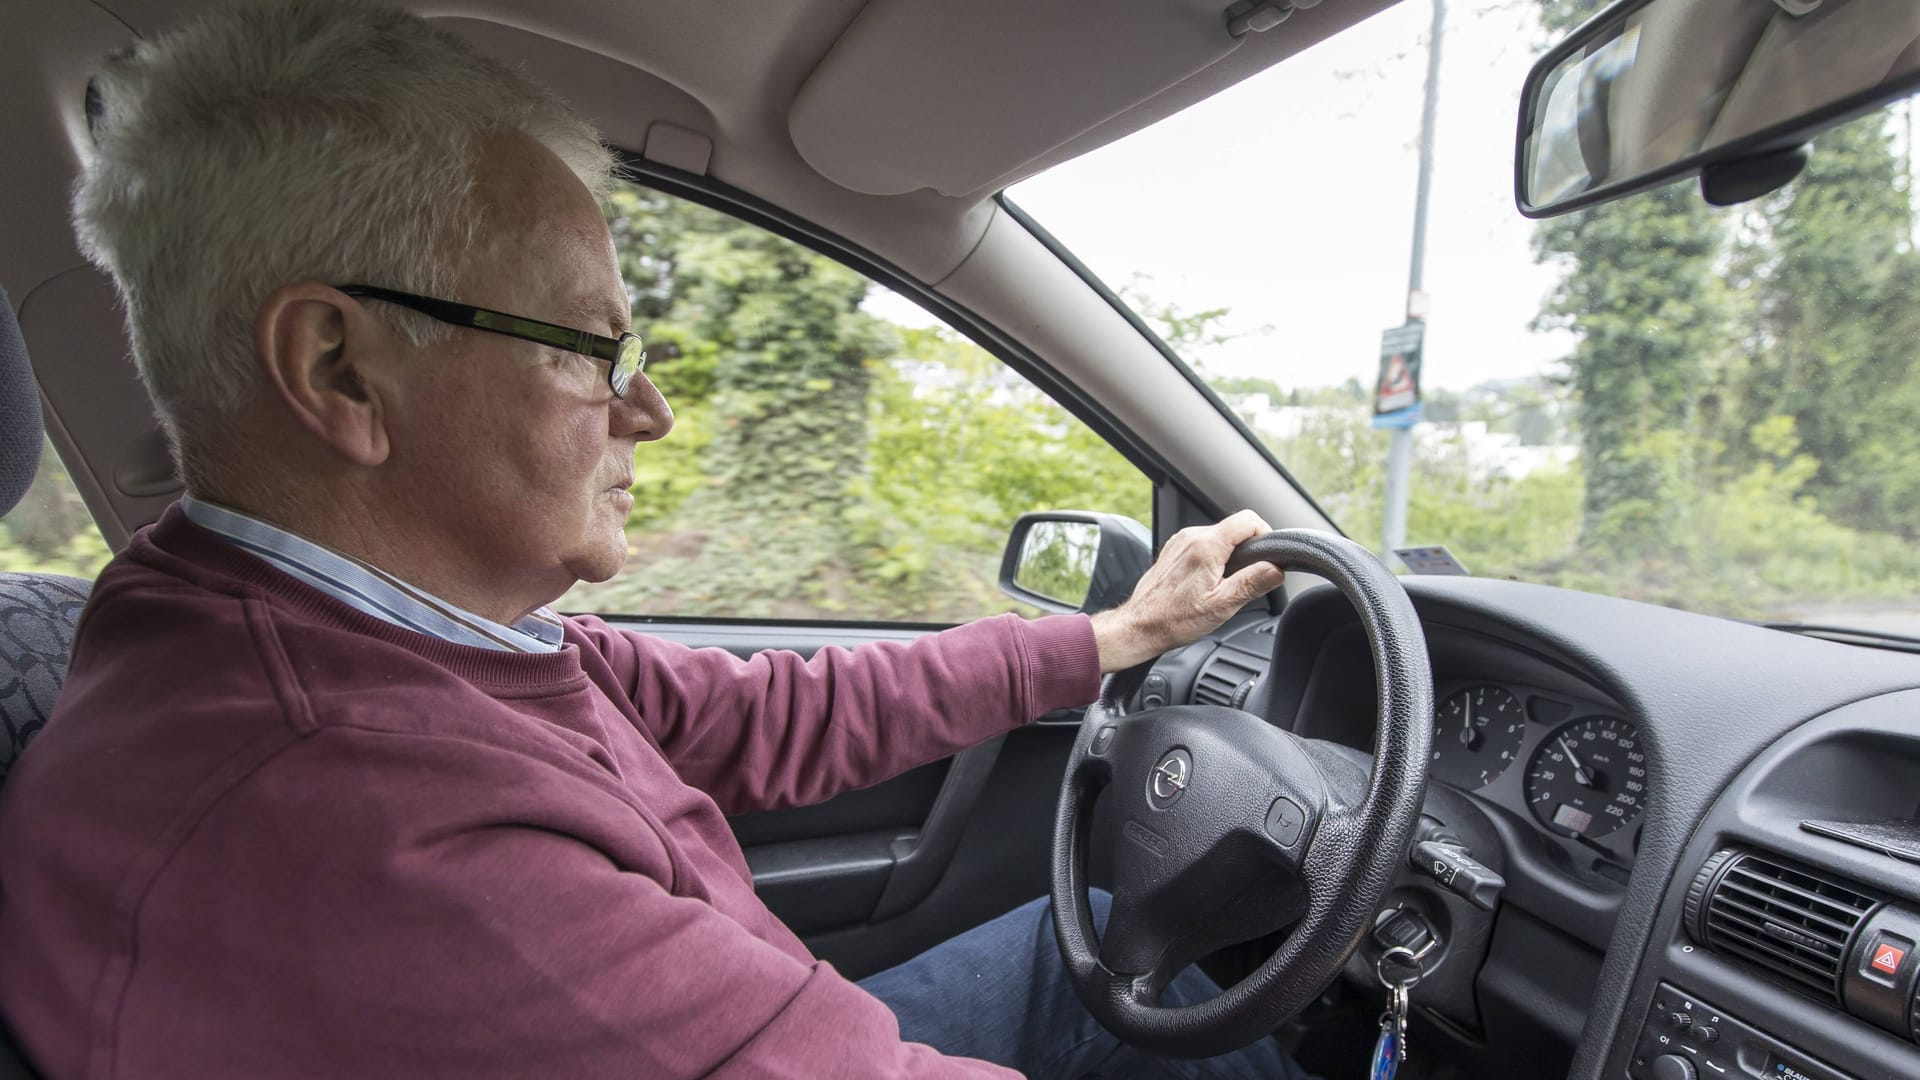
806, 722, 1081, 979
607, 617, 1073, 974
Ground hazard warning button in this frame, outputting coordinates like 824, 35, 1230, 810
1859, 929, 1913, 988
1842, 916, 1920, 1038
1871, 941, 1905, 976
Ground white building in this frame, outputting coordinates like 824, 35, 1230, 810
1225, 394, 1576, 482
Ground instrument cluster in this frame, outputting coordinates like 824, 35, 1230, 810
1429, 680, 1647, 870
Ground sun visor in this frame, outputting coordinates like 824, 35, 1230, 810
790, 0, 1243, 197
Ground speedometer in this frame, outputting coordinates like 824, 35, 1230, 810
1524, 716, 1647, 839
1429, 684, 1526, 789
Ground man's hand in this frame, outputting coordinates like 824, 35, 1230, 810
1088, 509, 1288, 673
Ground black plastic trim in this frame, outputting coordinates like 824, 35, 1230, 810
743, 829, 901, 935
0, 1012, 41, 1080
598, 617, 937, 658
614, 620, 1038, 935
1249, 574, 1920, 1080
870, 735, 1008, 920
1617, 689, 1920, 1080
588, 611, 957, 633
1272, 606, 1631, 951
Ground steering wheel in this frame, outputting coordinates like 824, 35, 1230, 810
1049, 528, 1433, 1058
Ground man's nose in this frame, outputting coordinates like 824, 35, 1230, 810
611, 371, 673, 441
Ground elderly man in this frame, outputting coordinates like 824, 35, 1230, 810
0, 2, 1306, 1077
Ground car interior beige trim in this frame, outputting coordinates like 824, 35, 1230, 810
789, 0, 1243, 197
5, 0, 1364, 557
18, 269, 176, 549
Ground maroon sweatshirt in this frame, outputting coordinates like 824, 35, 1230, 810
0, 507, 1102, 1078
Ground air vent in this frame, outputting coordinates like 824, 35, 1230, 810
1686, 848, 1880, 1004
1194, 648, 1264, 708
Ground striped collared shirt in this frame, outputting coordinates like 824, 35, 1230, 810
180, 495, 565, 654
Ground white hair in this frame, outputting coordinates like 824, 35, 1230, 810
73, 0, 615, 485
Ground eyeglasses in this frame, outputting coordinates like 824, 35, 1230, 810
336, 284, 646, 400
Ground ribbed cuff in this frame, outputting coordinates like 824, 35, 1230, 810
1021, 613, 1102, 715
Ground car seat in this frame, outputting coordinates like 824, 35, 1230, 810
0, 285, 84, 1078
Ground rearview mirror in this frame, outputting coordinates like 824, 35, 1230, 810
998, 512, 1152, 615
1517, 0, 1920, 216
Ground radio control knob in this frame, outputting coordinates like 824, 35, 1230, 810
1650, 1054, 1697, 1080
1693, 1025, 1718, 1043
1669, 1012, 1693, 1030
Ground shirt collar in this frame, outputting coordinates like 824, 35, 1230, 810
179, 495, 565, 654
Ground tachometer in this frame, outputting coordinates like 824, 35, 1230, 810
1524, 716, 1647, 839
1429, 684, 1526, 789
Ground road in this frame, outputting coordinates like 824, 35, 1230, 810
1773, 600, 1920, 638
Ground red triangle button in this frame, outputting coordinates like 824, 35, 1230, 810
1871, 942, 1905, 975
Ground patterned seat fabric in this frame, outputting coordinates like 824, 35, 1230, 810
0, 572, 90, 783
3, 275, 76, 1080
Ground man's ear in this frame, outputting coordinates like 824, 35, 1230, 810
254, 283, 392, 467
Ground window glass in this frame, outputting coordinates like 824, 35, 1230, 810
558, 182, 1150, 623
1009, 0, 1920, 629
1, 442, 112, 580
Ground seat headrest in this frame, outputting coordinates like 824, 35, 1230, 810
0, 288, 46, 516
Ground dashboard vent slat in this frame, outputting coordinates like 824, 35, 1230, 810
1703, 911, 1843, 974
1192, 670, 1238, 707
1704, 908, 1845, 966
1712, 884, 1856, 941
1722, 867, 1870, 928
1192, 649, 1263, 708
1689, 849, 1879, 1005
1705, 932, 1842, 996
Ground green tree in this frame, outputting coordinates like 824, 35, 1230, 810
574, 183, 1148, 621
590, 186, 896, 615
1738, 115, 1920, 537
1118, 275, 1245, 355
0, 443, 112, 579
1533, 1, 1729, 557
1535, 183, 1727, 556
841, 327, 1150, 620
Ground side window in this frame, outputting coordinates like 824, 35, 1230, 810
558, 181, 1150, 623
1, 442, 112, 580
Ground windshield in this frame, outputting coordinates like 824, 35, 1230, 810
1008, 0, 1920, 632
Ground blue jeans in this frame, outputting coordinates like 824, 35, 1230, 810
859, 891, 1317, 1079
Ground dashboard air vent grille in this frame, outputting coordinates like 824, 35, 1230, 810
1193, 649, 1264, 708
1691, 849, 1878, 1004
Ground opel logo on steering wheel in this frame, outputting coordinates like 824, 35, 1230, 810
1148, 749, 1192, 809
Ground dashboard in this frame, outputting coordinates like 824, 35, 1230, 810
1145, 575, 1920, 1080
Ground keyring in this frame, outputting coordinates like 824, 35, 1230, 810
1375, 943, 1431, 990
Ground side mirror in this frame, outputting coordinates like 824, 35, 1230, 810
998, 511, 1152, 615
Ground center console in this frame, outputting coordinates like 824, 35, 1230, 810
1611, 694, 1920, 1080
1630, 983, 1865, 1080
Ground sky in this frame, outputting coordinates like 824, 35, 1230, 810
1000, 0, 1575, 394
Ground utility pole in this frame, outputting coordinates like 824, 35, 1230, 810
1382, 0, 1445, 554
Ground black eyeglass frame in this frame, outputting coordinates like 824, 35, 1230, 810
337, 284, 646, 399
